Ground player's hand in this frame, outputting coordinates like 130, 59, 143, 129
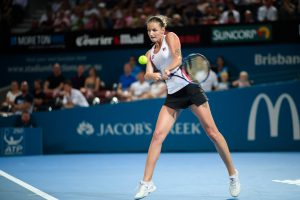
151, 72, 162, 81
164, 69, 171, 76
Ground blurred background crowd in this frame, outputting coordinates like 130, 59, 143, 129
1, 0, 299, 33
0, 54, 252, 117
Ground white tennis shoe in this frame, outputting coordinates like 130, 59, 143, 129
134, 180, 156, 200
229, 169, 241, 197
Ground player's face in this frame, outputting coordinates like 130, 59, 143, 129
147, 22, 164, 43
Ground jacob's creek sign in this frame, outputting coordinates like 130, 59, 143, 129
212, 25, 272, 43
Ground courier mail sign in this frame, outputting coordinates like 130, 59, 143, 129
212, 25, 272, 43
248, 93, 300, 141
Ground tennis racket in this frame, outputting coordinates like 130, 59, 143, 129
169, 53, 210, 84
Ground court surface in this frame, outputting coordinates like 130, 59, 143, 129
0, 152, 299, 200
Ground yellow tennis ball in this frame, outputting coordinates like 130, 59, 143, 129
138, 55, 148, 65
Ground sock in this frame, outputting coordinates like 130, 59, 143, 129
229, 169, 238, 179
141, 180, 152, 185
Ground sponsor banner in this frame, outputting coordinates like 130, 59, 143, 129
10, 34, 65, 49
0, 128, 43, 156
1, 21, 300, 52
211, 24, 272, 43
1, 81, 299, 153
74, 33, 145, 47
68, 28, 202, 49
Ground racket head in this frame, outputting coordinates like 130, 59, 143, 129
181, 53, 210, 84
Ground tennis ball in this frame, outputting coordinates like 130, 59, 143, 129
138, 55, 148, 65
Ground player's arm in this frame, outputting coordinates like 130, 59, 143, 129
164, 32, 182, 75
144, 50, 162, 81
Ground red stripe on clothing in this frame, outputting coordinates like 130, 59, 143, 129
181, 68, 192, 81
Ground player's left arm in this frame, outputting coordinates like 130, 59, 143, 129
164, 32, 182, 75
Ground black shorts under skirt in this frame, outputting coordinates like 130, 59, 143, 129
164, 84, 208, 110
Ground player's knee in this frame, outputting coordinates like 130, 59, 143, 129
205, 126, 220, 143
152, 130, 164, 144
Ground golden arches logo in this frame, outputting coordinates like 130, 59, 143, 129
257, 26, 271, 39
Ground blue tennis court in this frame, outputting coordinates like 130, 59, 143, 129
1, 152, 299, 200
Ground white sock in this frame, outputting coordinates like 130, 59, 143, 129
229, 169, 239, 179
141, 180, 152, 185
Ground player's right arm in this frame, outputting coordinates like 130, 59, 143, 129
144, 50, 162, 81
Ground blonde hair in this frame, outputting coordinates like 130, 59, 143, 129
146, 15, 169, 28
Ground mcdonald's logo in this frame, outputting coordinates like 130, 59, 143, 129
248, 93, 300, 141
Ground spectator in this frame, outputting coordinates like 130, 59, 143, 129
1, 81, 21, 112
279, 0, 297, 20
202, 3, 222, 25
70, 6, 86, 31
217, 71, 230, 91
71, 65, 86, 90
44, 63, 65, 98
15, 111, 36, 128
232, 71, 251, 88
244, 9, 255, 23
118, 63, 136, 92
220, 1, 240, 24
200, 69, 219, 92
129, 71, 151, 101
39, 5, 55, 31
170, 13, 184, 27
11, 0, 28, 25
257, 0, 278, 22
128, 56, 141, 78
213, 56, 229, 79
82, 67, 101, 101
32, 79, 47, 112
53, 10, 71, 32
62, 80, 89, 108
149, 81, 167, 98
84, 0, 100, 18
13, 81, 33, 114
183, 3, 203, 26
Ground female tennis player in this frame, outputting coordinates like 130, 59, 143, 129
134, 15, 240, 199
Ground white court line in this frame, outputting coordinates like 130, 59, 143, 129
0, 170, 58, 200
272, 179, 300, 186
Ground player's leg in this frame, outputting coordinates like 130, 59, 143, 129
144, 105, 178, 181
135, 105, 178, 199
190, 102, 240, 197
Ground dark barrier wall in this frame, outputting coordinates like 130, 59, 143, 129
0, 81, 299, 153
1, 43, 300, 88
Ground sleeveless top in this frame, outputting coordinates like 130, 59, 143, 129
150, 35, 189, 94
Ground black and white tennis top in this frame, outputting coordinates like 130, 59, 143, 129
150, 35, 188, 94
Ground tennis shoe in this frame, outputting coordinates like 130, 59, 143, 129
134, 180, 156, 200
229, 169, 241, 197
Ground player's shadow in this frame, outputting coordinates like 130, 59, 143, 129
226, 198, 239, 200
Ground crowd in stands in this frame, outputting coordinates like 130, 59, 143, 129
34, 0, 300, 32
0, 55, 251, 118
1, 0, 299, 32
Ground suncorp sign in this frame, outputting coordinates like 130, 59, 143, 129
248, 93, 300, 141
212, 25, 272, 43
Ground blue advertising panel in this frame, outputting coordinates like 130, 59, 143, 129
1, 81, 299, 153
0, 128, 43, 156
1, 44, 299, 87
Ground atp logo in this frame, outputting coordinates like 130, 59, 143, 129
3, 128, 24, 155
77, 121, 94, 135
